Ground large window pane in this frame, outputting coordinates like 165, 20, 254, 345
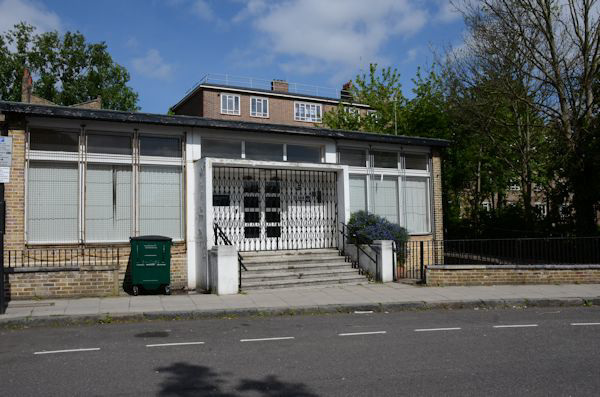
139, 166, 183, 239
404, 177, 430, 234
30, 128, 78, 152
202, 139, 241, 159
339, 148, 366, 167
245, 142, 283, 161
349, 175, 367, 215
287, 145, 321, 163
372, 151, 398, 168
140, 136, 181, 157
404, 153, 428, 170
27, 161, 79, 242
85, 164, 132, 241
370, 176, 399, 223
88, 134, 132, 155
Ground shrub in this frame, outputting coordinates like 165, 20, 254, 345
346, 211, 408, 246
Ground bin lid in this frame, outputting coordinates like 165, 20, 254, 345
130, 235, 173, 242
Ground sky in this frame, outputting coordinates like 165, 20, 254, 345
0, 0, 466, 113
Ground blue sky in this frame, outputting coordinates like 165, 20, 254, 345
0, 0, 466, 113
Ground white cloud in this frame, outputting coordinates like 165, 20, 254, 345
0, 0, 61, 34
230, 0, 429, 80
435, 1, 461, 22
253, 0, 427, 68
232, 0, 267, 23
192, 0, 214, 21
131, 49, 174, 80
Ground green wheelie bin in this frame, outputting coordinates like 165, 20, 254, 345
129, 235, 172, 295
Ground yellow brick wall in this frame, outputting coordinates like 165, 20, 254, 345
427, 267, 600, 286
6, 128, 26, 251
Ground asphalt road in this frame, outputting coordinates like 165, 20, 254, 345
1, 306, 600, 396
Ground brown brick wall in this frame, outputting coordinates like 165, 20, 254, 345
201, 89, 340, 127
427, 266, 600, 286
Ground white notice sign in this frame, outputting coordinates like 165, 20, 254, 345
0, 136, 12, 183
0, 167, 9, 183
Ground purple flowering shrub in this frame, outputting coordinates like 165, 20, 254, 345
347, 211, 408, 246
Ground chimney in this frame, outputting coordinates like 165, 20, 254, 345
271, 79, 289, 93
340, 80, 353, 102
21, 68, 33, 103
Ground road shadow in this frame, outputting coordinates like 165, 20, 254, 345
156, 362, 319, 397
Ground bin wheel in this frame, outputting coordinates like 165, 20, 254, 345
164, 285, 171, 295
133, 286, 139, 296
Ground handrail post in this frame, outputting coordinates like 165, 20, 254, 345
420, 241, 425, 283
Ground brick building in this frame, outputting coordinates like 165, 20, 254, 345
171, 74, 371, 126
0, 73, 448, 299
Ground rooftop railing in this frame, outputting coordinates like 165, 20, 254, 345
188, 73, 348, 100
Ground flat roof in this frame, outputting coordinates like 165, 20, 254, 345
0, 101, 449, 148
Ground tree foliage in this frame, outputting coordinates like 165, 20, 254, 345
0, 22, 139, 111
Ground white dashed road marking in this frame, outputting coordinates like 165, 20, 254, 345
146, 342, 205, 347
571, 322, 600, 326
414, 327, 462, 332
240, 337, 295, 342
493, 324, 538, 328
34, 348, 100, 355
354, 311, 374, 314
338, 331, 387, 336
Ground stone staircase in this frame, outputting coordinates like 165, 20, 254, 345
240, 248, 368, 290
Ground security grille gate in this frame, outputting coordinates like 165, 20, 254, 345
212, 167, 338, 251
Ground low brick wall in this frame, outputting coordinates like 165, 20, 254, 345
3, 242, 188, 300
5, 267, 119, 299
427, 265, 600, 286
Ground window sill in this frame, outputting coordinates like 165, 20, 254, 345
220, 112, 241, 116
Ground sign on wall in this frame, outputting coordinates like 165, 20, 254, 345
0, 136, 12, 183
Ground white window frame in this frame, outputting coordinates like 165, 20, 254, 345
250, 96, 269, 118
25, 126, 185, 244
220, 93, 240, 115
341, 145, 433, 235
294, 101, 322, 123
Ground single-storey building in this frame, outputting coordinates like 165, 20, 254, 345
0, 100, 448, 298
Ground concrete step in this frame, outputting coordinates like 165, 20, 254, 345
242, 267, 360, 282
243, 261, 354, 274
240, 249, 340, 258
241, 274, 368, 290
242, 255, 348, 267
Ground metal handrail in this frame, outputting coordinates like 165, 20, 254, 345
192, 73, 347, 99
213, 223, 247, 270
339, 222, 379, 279
213, 223, 247, 292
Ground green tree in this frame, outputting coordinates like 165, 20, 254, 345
323, 64, 406, 134
0, 22, 139, 111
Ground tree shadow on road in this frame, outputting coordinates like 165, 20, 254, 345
156, 362, 319, 397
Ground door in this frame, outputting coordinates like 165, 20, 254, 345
212, 167, 337, 251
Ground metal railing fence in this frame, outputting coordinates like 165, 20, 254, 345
4, 247, 124, 269
396, 237, 600, 282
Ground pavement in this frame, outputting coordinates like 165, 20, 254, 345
2, 282, 600, 326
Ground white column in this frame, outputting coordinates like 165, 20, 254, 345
373, 240, 394, 282
208, 245, 239, 295
185, 129, 201, 290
